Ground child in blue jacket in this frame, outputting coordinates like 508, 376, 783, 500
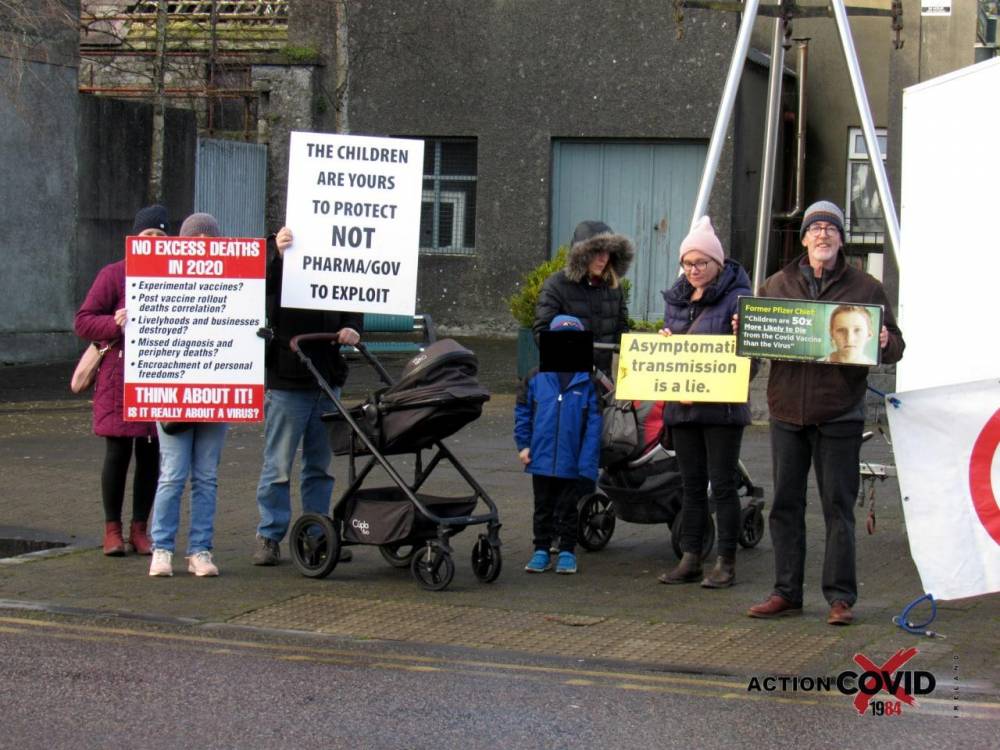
514, 315, 602, 574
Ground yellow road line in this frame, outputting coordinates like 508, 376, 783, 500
1, 614, 997, 718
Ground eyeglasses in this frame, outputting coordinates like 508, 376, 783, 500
806, 223, 840, 237
681, 259, 712, 272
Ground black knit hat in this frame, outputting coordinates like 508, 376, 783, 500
132, 204, 169, 234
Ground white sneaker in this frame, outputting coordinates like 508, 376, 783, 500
149, 549, 173, 577
187, 550, 219, 577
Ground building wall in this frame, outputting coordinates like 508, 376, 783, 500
297, 1, 741, 333
76, 96, 196, 307
0, 6, 81, 364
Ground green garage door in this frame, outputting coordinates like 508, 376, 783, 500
551, 140, 707, 323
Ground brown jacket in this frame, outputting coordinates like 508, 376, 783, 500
759, 253, 905, 426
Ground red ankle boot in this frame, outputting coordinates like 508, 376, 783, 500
127, 520, 153, 556
103, 521, 126, 556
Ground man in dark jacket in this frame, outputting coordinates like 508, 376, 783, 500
533, 220, 634, 375
747, 201, 904, 625
253, 226, 364, 565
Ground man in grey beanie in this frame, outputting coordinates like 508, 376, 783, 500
746, 200, 905, 626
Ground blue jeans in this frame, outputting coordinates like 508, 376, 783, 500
255, 388, 338, 542
150, 422, 228, 554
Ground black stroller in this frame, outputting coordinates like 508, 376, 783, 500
577, 380, 766, 559
287, 334, 503, 591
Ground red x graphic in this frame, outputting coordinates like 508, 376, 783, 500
851, 648, 919, 714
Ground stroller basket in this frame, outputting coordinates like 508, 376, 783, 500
599, 449, 683, 524
340, 487, 478, 545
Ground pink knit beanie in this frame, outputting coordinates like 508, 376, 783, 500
679, 216, 725, 267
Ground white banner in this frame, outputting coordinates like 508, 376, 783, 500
887, 379, 1000, 601
282, 131, 425, 315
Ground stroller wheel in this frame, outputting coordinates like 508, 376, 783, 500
471, 535, 503, 583
411, 544, 455, 591
290, 513, 341, 578
577, 493, 615, 552
738, 505, 765, 548
669, 512, 715, 561
379, 543, 420, 569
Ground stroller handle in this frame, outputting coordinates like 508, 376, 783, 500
289, 332, 360, 354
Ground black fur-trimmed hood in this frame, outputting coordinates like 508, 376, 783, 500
564, 233, 635, 283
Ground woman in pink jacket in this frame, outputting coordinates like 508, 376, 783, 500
74, 205, 168, 556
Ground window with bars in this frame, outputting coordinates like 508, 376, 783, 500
845, 127, 887, 244
420, 139, 477, 255
125, 2, 288, 25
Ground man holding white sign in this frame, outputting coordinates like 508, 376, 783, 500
746, 201, 905, 625
252, 226, 363, 566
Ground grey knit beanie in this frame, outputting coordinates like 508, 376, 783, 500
800, 201, 845, 240
179, 212, 221, 238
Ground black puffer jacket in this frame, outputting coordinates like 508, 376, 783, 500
533, 232, 634, 374
265, 238, 364, 391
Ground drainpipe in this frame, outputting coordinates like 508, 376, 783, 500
774, 38, 809, 220
751, 18, 786, 294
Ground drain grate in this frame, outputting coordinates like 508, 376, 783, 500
0, 538, 68, 560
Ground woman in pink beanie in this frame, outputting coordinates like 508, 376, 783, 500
657, 216, 752, 588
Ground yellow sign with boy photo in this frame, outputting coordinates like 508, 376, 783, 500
615, 333, 751, 402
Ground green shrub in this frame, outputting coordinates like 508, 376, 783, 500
507, 247, 568, 328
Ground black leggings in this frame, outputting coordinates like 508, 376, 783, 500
671, 423, 745, 558
101, 436, 159, 523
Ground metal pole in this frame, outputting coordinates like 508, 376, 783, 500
690, 0, 762, 229
752, 18, 786, 293
829, 0, 901, 265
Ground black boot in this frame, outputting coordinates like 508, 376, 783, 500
658, 552, 703, 584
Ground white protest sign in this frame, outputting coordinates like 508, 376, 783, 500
282, 131, 425, 314
124, 235, 266, 422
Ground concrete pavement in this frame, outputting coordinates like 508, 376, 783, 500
1, 337, 997, 708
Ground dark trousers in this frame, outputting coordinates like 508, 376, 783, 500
671, 424, 745, 558
768, 421, 863, 606
101, 436, 159, 523
531, 474, 580, 553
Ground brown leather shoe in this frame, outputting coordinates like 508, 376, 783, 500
747, 594, 802, 618
827, 600, 855, 626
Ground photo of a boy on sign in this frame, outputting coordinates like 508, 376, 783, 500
821, 304, 878, 365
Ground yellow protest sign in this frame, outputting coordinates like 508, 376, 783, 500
615, 333, 751, 402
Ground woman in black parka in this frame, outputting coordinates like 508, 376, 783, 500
533, 220, 634, 377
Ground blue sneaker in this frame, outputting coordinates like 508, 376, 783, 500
524, 550, 551, 573
555, 551, 578, 575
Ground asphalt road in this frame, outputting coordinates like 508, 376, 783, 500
0, 610, 994, 750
